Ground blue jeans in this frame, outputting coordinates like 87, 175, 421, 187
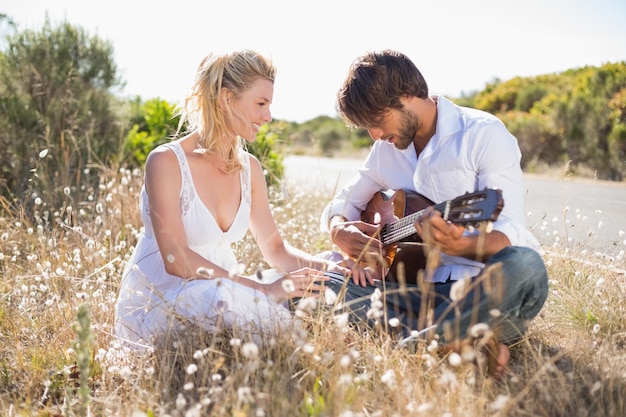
323, 246, 549, 344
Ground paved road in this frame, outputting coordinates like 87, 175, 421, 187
284, 155, 626, 264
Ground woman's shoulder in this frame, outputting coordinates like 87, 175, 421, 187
145, 142, 180, 172
240, 150, 264, 187
240, 149, 261, 169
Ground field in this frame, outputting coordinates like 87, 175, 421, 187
0, 158, 625, 416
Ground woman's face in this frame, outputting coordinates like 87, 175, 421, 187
231, 77, 274, 142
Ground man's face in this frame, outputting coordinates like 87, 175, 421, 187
366, 106, 419, 151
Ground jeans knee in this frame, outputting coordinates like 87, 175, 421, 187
491, 246, 548, 296
493, 246, 545, 273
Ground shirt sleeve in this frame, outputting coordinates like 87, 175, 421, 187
470, 119, 541, 251
319, 150, 385, 233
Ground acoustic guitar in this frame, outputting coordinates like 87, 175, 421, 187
359, 188, 504, 284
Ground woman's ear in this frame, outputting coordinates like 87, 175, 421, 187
219, 87, 232, 110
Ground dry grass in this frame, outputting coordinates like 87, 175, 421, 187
0, 163, 625, 417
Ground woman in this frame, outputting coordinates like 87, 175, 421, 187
115, 50, 347, 349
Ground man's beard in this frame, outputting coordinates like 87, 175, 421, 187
394, 107, 419, 150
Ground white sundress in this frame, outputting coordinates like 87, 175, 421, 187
114, 141, 294, 349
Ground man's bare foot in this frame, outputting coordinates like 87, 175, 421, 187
487, 343, 510, 380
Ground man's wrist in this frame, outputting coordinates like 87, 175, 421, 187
329, 215, 347, 230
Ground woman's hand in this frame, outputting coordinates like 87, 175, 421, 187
339, 257, 380, 287
326, 262, 351, 277
264, 267, 330, 303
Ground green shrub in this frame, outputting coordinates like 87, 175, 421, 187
125, 98, 179, 166
247, 122, 286, 187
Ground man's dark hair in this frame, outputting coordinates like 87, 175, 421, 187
336, 49, 429, 128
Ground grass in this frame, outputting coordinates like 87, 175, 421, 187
0, 161, 625, 416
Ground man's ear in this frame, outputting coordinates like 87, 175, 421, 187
399, 94, 414, 107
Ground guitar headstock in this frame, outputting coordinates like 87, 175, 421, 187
442, 188, 504, 228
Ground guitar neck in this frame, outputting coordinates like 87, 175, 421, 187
380, 201, 449, 246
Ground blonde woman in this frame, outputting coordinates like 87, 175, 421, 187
115, 50, 347, 349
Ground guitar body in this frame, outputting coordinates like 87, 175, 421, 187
360, 188, 504, 285
361, 190, 434, 284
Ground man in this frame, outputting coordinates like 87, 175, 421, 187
321, 50, 548, 378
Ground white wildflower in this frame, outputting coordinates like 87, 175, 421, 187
381, 369, 396, 389
119, 366, 132, 379
450, 278, 469, 301
282, 279, 296, 293
340, 354, 351, 368
448, 352, 462, 367
237, 386, 253, 403
592, 323, 601, 335
295, 296, 317, 314
470, 323, 490, 338
416, 402, 433, 413
196, 267, 214, 278
324, 287, 338, 305
333, 312, 349, 329
242, 342, 259, 359
175, 393, 187, 410
489, 394, 510, 411
427, 339, 438, 352
338, 373, 353, 386
440, 370, 458, 388
228, 263, 245, 279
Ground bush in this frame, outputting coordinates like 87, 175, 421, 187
247, 121, 286, 187
0, 18, 125, 217
124, 98, 180, 167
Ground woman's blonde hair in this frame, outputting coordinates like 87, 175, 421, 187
176, 50, 276, 173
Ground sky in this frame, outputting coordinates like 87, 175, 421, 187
2, 0, 626, 123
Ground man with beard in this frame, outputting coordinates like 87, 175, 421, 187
320, 50, 549, 379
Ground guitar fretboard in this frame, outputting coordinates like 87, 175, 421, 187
380, 201, 450, 246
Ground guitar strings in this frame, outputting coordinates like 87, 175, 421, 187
381, 202, 448, 245
380, 197, 489, 245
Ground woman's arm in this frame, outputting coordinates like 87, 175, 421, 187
247, 155, 346, 274
145, 147, 235, 280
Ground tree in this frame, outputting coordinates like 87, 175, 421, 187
0, 17, 125, 218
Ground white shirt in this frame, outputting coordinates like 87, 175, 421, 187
320, 96, 540, 283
